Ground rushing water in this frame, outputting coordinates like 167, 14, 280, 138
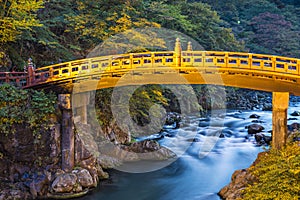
78, 104, 300, 200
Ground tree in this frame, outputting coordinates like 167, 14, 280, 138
65, 0, 160, 57
143, 1, 244, 51
0, 84, 56, 135
246, 12, 300, 57
0, 0, 44, 68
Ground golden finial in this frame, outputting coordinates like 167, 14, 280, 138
187, 41, 192, 51
174, 38, 182, 54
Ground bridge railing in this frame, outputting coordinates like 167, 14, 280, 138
33, 51, 177, 81
2, 51, 300, 88
0, 72, 28, 87
181, 51, 300, 75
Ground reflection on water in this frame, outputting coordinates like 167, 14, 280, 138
79, 106, 299, 200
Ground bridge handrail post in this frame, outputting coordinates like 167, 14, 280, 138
27, 58, 35, 85
174, 38, 182, 68
271, 56, 276, 71
16, 77, 20, 86
202, 51, 206, 68
224, 52, 229, 68
49, 67, 53, 79
129, 53, 133, 69
297, 60, 300, 75
5, 72, 9, 83
28, 66, 35, 85
248, 53, 252, 69
151, 52, 155, 68
187, 41, 193, 51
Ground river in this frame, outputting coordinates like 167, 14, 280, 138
78, 104, 299, 200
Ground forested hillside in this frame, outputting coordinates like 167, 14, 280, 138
0, 0, 299, 70
201, 0, 300, 57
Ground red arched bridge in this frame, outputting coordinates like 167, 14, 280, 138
2, 44, 300, 95
1, 39, 299, 155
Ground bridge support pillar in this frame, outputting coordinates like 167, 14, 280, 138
72, 92, 91, 124
272, 92, 289, 149
58, 94, 74, 172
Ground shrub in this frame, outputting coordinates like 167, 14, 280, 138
0, 84, 57, 135
242, 142, 300, 200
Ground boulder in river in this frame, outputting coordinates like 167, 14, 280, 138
246, 124, 264, 135
249, 114, 260, 119
74, 168, 94, 188
287, 122, 300, 131
254, 133, 272, 145
290, 111, 300, 116
120, 140, 176, 161
51, 173, 77, 193
218, 169, 255, 200
165, 112, 181, 129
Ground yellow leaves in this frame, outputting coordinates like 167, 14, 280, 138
290, 169, 300, 175
0, 0, 44, 44
108, 12, 133, 33
141, 90, 150, 99
133, 18, 161, 28
153, 90, 163, 97
11, 0, 43, 10
106, 12, 118, 22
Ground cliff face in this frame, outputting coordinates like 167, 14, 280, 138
0, 124, 61, 180
0, 124, 61, 199
0, 122, 112, 199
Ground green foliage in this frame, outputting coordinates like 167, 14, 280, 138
242, 143, 300, 200
144, 0, 244, 51
180, 2, 244, 51
0, 0, 44, 68
64, 0, 160, 57
87, 28, 167, 57
95, 85, 202, 136
0, 84, 57, 135
2, 0, 300, 68
1, 0, 246, 68
95, 85, 169, 128
128, 85, 168, 126
94, 88, 113, 127
0, 0, 44, 43
201, 0, 300, 57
